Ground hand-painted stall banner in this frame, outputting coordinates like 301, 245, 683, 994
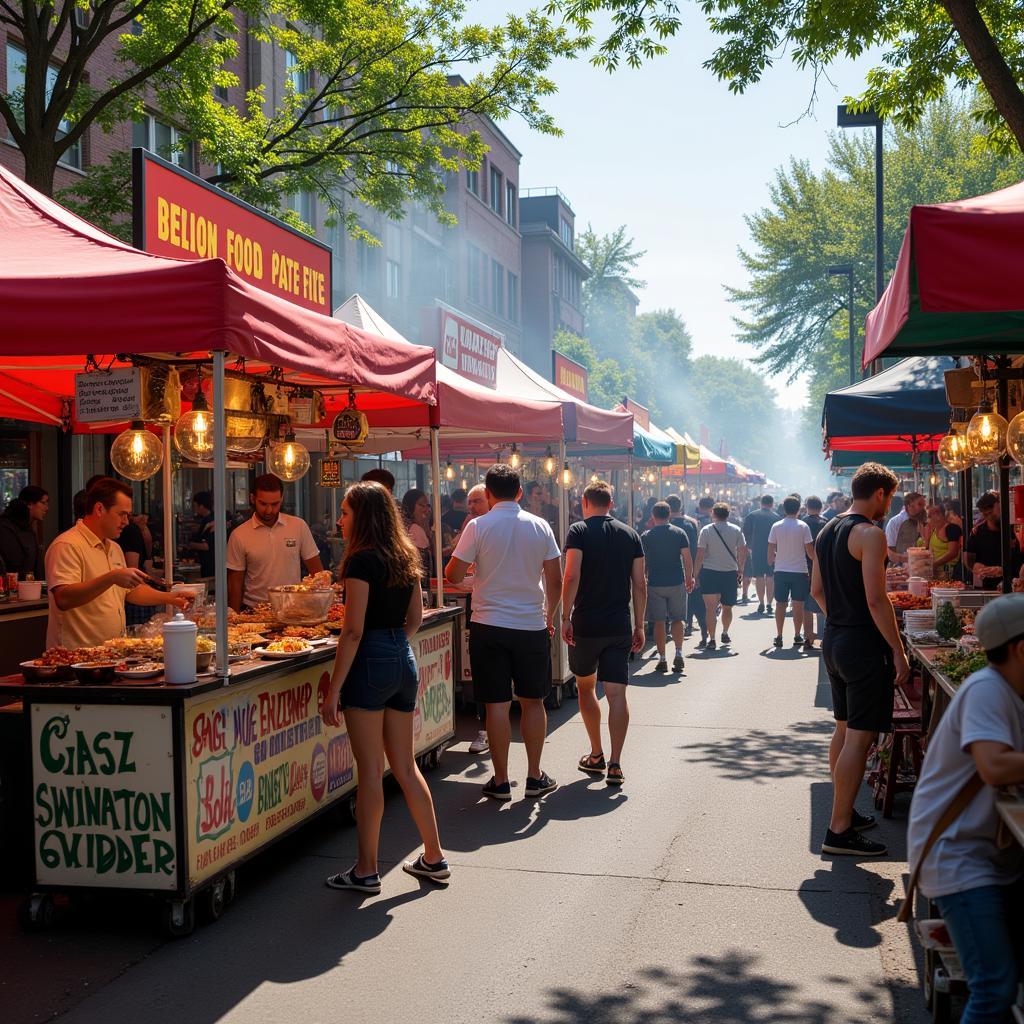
552, 351, 588, 402
184, 660, 354, 885
30, 704, 177, 890
413, 621, 455, 755
133, 149, 332, 315
624, 397, 650, 431
436, 302, 502, 389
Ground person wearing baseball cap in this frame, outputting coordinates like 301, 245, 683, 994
907, 594, 1024, 1023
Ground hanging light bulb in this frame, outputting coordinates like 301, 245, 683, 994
267, 430, 310, 481
543, 447, 556, 476
1006, 411, 1024, 466
937, 426, 971, 473
445, 459, 455, 481
929, 471, 939, 487
590, 473, 599, 484
966, 398, 1008, 465
173, 388, 215, 463
461, 478, 468, 490
561, 461, 572, 487
110, 420, 163, 481
509, 444, 521, 470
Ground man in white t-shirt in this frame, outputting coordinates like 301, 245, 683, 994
446, 464, 563, 803
226, 474, 322, 610
884, 491, 926, 564
907, 595, 1024, 1024
767, 495, 814, 649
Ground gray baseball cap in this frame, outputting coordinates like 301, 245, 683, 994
975, 594, 1024, 651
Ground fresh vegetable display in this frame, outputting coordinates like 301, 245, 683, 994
935, 602, 963, 641
935, 649, 988, 683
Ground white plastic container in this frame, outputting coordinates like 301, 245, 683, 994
908, 577, 930, 598
907, 547, 934, 580
162, 611, 197, 684
17, 580, 42, 601
171, 582, 207, 609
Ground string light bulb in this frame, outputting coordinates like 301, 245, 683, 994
509, 444, 521, 470
267, 430, 310, 481
543, 447, 555, 475
561, 461, 572, 487
445, 459, 455, 481
938, 426, 972, 473
966, 398, 1007, 465
173, 388, 215, 463
110, 420, 163, 481
1006, 412, 1024, 466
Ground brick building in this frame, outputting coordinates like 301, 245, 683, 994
518, 188, 588, 373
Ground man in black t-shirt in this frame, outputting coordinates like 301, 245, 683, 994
562, 480, 646, 787
667, 493, 705, 642
801, 495, 828, 649
742, 495, 780, 613
965, 491, 1022, 589
642, 502, 694, 674
441, 489, 468, 535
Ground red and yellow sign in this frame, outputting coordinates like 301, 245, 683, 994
624, 397, 650, 431
133, 150, 332, 315
436, 302, 502, 389
552, 351, 589, 401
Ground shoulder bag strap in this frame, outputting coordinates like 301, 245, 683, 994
711, 523, 738, 569
898, 772, 985, 922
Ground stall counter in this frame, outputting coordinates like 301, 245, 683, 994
1, 606, 461, 935
0, 598, 49, 677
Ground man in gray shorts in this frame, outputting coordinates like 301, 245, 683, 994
641, 501, 695, 673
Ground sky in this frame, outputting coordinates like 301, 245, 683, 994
472, 2, 879, 410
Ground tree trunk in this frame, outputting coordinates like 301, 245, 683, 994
941, 0, 1024, 152
19, 139, 57, 197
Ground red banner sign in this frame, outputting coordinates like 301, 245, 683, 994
624, 397, 650, 431
552, 350, 588, 401
133, 149, 332, 315
437, 303, 501, 389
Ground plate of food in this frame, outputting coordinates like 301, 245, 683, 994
255, 638, 314, 659
116, 661, 164, 680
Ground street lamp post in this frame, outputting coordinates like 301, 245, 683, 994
837, 104, 884, 303
826, 263, 856, 384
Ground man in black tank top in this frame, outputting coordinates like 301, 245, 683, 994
810, 462, 909, 858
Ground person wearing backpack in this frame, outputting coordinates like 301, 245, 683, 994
906, 595, 1024, 1023
692, 502, 747, 651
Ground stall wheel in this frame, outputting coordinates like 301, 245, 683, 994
223, 870, 237, 906
202, 879, 227, 923
544, 685, 563, 711
345, 793, 358, 825
923, 949, 936, 1011
929, 966, 953, 1024
161, 899, 196, 938
17, 893, 56, 933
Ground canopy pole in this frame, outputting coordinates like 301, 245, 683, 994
213, 352, 229, 678
558, 438, 568, 548
162, 425, 174, 586
627, 455, 634, 526
430, 427, 444, 609
997, 359, 1013, 593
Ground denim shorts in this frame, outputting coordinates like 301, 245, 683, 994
340, 629, 418, 713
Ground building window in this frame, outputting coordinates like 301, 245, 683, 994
133, 113, 193, 171
467, 243, 483, 304
285, 48, 309, 93
357, 235, 379, 292
285, 190, 315, 227
505, 183, 517, 227
489, 167, 502, 215
6, 43, 83, 170
466, 168, 479, 196
74, 3, 91, 29
491, 258, 504, 316
213, 32, 229, 102
507, 271, 519, 323
560, 217, 573, 250
386, 259, 400, 299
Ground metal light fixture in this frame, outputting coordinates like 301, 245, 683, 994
173, 388, 215, 463
966, 397, 1007, 465
561, 461, 572, 487
938, 425, 972, 473
509, 444, 521, 470
267, 430, 310, 481
110, 420, 163, 481
543, 447, 555, 475
445, 459, 455, 481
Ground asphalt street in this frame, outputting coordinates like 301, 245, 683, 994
1, 605, 930, 1024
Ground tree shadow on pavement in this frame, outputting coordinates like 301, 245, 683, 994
679, 720, 833, 783
502, 954, 895, 1024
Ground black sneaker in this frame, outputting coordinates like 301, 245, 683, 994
773, 636, 783, 648
804, 639, 817, 652
706, 638, 717, 651
851, 809, 877, 831
524, 772, 558, 798
757, 602, 765, 615
684, 625, 693, 638
672, 653, 684, 673
326, 867, 382, 893
482, 777, 512, 802
402, 854, 451, 882
821, 828, 888, 857
766, 603, 773, 614
721, 632, 731, 645
655, 658, 668, 673
793, 634, 805, 646
697, 637, 708, 650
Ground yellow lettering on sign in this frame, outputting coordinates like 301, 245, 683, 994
155, 198, 219, 258
226, 230, 264, 280
157, 197, 170, 242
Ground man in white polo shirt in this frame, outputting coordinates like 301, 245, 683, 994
446, 464, 563, 803
226, 474, 323, 611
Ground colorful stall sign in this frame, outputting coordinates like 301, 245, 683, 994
318, 457, 342, 488
413, 620, 455, 754
552, 351, 589, 401
436, 302, 502, 389
133, 149, 332, 315
30, 703, 177, 890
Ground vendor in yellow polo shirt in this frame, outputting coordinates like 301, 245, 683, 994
45, 477, 192, 650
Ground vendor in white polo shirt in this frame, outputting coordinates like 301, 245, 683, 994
226, 473, 323, 611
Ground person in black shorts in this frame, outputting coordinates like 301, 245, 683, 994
742, 495, 779, 613
323, 482, 449, 892
811, 462, 910, 858
801, 496, 827, 649
693, 502, 747, 650
667, 494, 705, 644
561, 480, 646, 787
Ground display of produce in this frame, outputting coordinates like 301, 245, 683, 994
888, 591, 933, 611
936, 602, 963, 641
934, 648, 988, 684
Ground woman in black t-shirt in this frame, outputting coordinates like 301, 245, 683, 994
322, 481, 449, 893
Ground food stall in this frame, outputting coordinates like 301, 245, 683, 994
0, 158, 459, 934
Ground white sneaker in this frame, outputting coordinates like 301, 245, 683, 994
469, 730, 489, 754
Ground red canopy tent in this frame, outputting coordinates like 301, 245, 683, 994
864, 181, 1024, 365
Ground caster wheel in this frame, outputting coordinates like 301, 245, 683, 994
223, 871, 237, 906
345, 793, 358, 825
161, 899, 196, 938
202, 879, 227, 922
429, 747, 442, 770
18, 893, 56, 933
932, 988, 952, 1024
923, 951, 936, 1010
